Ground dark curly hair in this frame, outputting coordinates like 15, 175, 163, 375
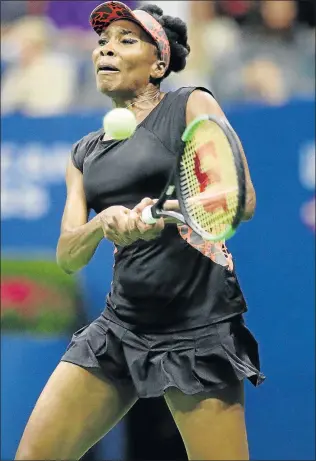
138, 4, 191, 83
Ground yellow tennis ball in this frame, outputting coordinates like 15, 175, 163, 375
103, 108, 137, 140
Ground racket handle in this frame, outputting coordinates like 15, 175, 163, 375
141, 206, 159, 224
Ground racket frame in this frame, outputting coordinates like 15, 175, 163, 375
176, 114, 246, 242
142, 114, 246, 242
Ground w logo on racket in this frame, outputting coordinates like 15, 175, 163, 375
194, 141, 221, 192
193, 141, 229, 213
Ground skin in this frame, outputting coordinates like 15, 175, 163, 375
16, 19, 253, 461
165, 384, 248, 461
92, 20, 166, 108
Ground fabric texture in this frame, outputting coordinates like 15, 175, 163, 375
61, 313, 265, 398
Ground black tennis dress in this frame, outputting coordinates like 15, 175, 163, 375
61, 86, 265, 397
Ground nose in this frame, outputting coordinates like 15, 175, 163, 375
100, 49, 115, 57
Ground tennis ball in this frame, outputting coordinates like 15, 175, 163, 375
103, 108, 137, 140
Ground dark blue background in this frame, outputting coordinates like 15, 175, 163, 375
1, 99, 315, 460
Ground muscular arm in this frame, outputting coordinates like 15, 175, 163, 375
56, 158, 104, 274
186, 90, 256, 221
57, 160, 164, 273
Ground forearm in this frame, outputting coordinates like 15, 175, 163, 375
56, 215, 104, 274
163, 194, 256, 224
163, 188, 256, 223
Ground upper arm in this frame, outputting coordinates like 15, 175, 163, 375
186, 90, 255, 189
60, 157, 89, 234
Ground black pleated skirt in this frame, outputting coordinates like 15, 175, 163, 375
61, 313, 265, 398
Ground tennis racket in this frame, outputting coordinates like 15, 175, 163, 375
141, 114, 246, 242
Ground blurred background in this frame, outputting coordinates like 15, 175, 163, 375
1, 1, 315, 460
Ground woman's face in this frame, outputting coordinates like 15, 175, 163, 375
92, 19, 161, 96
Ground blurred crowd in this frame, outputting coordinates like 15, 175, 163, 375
1, 0, 315, 116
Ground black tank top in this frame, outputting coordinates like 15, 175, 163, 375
71, 87, 247, 332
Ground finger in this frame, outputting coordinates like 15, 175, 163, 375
135, 218, 152, 233
139, 218, 165, 240
112, 214, 131, 235
100, 215, 117, 232
102, 212, 136, 246
163, 200, 179, 211
135, 212, 164, 232
105, 226, 129, 245
133, 197, 155, 214
126, 211, 142, 236
136, 220, 161, 235
156, 217, 165, 230
128, 210, 139, 225
143, 217, 164, 231
112, 212, 143, 244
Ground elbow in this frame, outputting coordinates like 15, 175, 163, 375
242, 208, 256, 221
56, 253, 73, 275
56, 240, 75, 275
57, 258, 75, 275
242, 185, 256, 221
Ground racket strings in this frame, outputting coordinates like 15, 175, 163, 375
180, 121, 239, 238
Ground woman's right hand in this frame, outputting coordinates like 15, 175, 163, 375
99, 202, 164, 246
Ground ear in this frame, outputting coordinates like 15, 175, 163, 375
150, 60, 167, 80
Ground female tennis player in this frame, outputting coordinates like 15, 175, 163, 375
15, 2, 265, 460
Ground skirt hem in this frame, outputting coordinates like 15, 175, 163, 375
60, 314, 265, 399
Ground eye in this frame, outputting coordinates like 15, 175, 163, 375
98, 38, 107, 46
121, 38, 137, 44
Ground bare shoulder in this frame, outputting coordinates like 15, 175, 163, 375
186, 89, 225, 125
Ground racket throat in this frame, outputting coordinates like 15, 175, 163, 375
166, 185, 175, 196
153, 185, 176, 217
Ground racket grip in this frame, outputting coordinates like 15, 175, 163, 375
141, 206, 159, 224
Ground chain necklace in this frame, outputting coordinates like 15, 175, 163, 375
123, 92, 161, 110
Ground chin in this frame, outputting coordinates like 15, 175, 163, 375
98, 84, 132, 100
96, 79, 121, 96
97, 83, 110, 95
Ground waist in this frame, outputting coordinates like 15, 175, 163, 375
108, 226, 246, 331
102, 301, 247, 334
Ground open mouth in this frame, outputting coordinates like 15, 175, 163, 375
97, 65, 120, 74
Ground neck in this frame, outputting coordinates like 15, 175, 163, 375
111, 84, 162, 114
